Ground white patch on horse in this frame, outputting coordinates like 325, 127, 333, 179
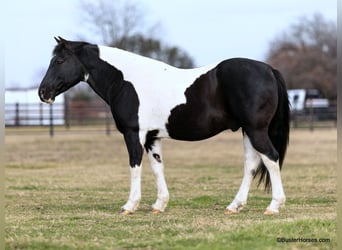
121, 165, 142, 212
84, 73, 90, 82
146, 139, 169, 212
259, 154, 286, 213
98, 46, 217, 139
226, 135, 260, 213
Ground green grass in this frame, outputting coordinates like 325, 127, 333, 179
5, 128, 337, 249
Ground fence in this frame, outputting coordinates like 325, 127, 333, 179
5, 102, 64, 126
290, 105, 337, 130
5, 100, 337, 137
5, 99, 114, 137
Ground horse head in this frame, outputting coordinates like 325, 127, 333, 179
38, 37, 88, 104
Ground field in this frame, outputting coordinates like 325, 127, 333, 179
5, 128, 336, 249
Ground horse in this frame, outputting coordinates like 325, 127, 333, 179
39, 37, 290, 215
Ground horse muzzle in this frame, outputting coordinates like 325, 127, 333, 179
38, 87, 55, 104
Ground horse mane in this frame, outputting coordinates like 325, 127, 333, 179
52, 39, 125, 85
52, 43, 64, 56
52, 40, 91, 56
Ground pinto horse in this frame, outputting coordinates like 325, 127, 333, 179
39, 37, 289, 215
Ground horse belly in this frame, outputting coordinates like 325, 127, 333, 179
166, 102, 234, 141
165, 68, 239, 141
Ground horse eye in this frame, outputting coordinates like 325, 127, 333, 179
56, 59, 64, 65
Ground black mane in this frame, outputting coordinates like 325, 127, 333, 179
52, 40, 92, 56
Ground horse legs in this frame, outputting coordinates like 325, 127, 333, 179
225, 134, 261, 214
248, 129, 286, 215
120, 130, 144, 215
146, 139, 169, 213
259, 154, 286, 214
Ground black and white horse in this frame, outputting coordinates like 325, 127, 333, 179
39, 37, 290, 215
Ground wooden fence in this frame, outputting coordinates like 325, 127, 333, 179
5, 100, 114, 137
290, 105, 337, 130
5, 100, 337, 137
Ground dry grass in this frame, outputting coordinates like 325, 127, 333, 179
5, 128, 337, 249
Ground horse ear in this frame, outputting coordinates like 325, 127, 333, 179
58, 36, 66, 42
54, 36, 61, 44
57, 36, 70, 48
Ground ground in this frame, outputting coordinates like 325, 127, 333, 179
5, 128, 336, 249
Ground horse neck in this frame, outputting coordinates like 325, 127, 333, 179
80, 54, 125, 105
98, 46, 176, 80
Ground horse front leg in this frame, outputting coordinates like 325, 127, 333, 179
120, 130, 144, 215
146, 139, 169, 214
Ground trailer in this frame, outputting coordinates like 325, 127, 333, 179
287, 89, 334, 121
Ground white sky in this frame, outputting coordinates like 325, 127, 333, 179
3, 0, 336, 88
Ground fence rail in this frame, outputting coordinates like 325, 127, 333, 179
5, 102, 64, 126
5, 100, 115, 136
290, 106, 337, 130
5, 101, 337, 137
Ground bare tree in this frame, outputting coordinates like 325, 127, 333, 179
72, 0, 195, 101
79, 0, 194, 68
79, 0, 152, 44
266, 14, 336, 100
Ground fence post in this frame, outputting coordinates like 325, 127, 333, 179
15, 103, 20, 126
293, 97, 298, 128
49, 104, 54, 137
293, 109, 298, 128
309, 100, 314, 131
39, 103, 43, 126
105, 106, 111, 136
64, 95, 70, 129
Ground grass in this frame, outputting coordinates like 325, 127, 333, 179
5, 128, 337, 249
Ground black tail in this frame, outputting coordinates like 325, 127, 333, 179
254, 69, 290, 191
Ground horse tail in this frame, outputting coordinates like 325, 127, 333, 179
254, 68, 290, 191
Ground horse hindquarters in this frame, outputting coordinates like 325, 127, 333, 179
217, 59, 289, 214
249, 69, 289, 192
216, 59, 289, 176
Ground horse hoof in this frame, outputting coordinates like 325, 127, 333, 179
224, 209, 238, 215
264, 209, 279, 215
120, 209, 133, 215
151, 209, 162, 214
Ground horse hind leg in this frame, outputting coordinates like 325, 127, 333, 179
146, 139, 169, 214
225, 134, 261, 214
259, 154, 286, 214
247, 129, 286, 215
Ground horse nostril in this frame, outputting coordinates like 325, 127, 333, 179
39, 88, 46, 100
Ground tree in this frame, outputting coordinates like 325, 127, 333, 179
266, 14, 336, 100
112, 34, 194, 68
71, 0, 194, 101
79, 0, 194, 68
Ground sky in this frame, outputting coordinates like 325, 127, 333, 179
3, 0, 336, 89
